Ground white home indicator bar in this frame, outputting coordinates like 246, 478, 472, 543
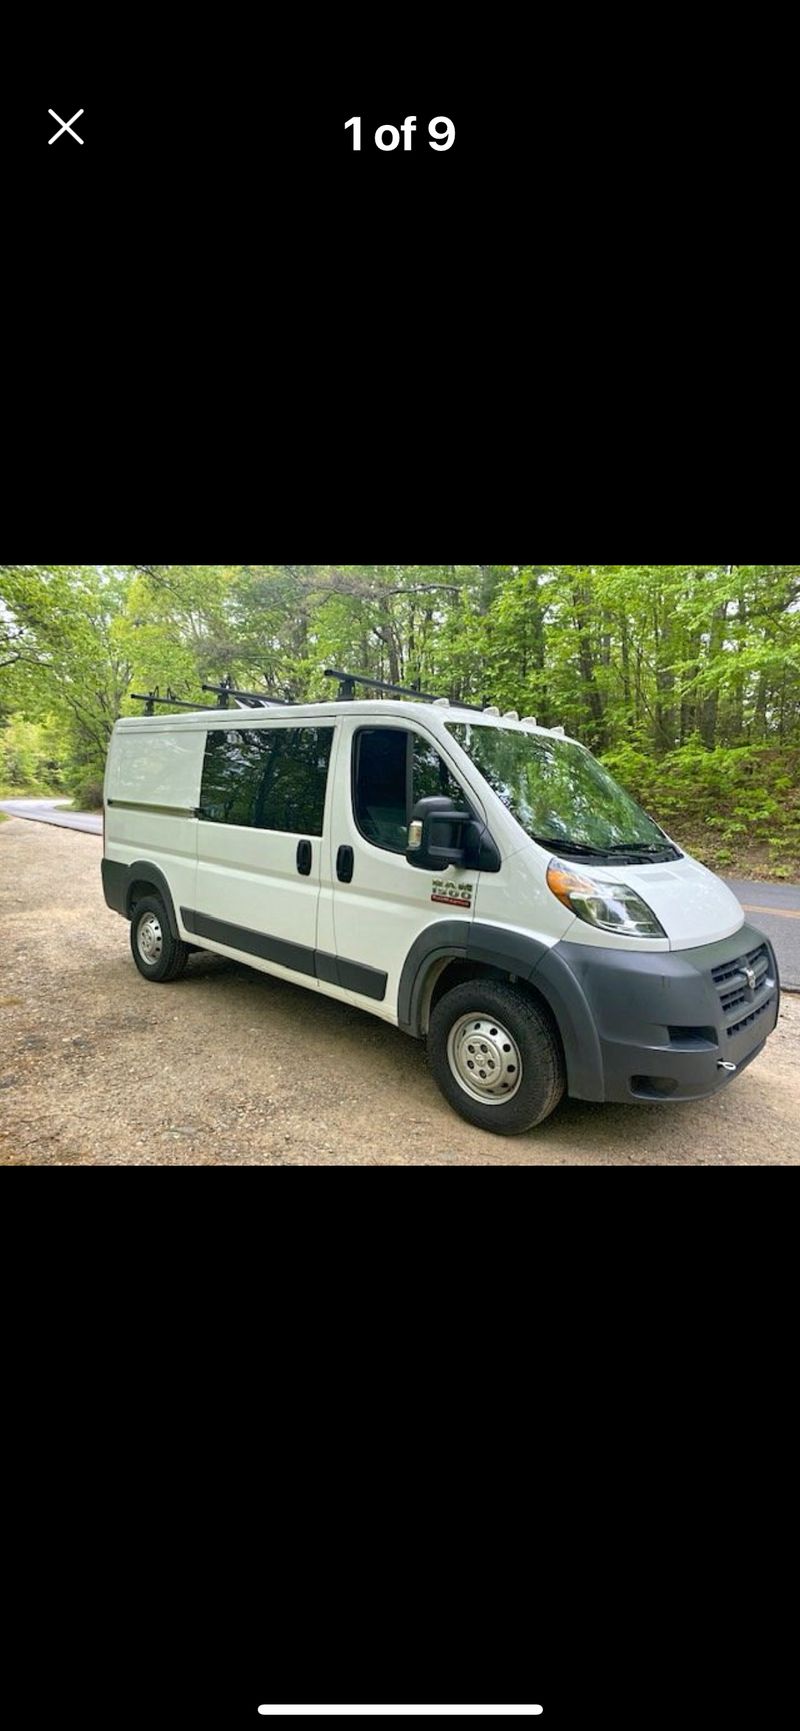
257, 1711, 543, 1718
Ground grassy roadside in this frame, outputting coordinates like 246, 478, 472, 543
602, 744, 800, 884
668, 829, 799, 883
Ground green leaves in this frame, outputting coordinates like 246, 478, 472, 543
1, 564, 799, 863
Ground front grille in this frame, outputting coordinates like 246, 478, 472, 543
726, 995, 776, 1039
711, 941, 774, 1040
711, 942, 769, 990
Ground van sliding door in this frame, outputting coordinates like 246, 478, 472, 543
188, 722, 335, 984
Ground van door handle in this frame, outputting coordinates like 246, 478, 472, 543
336, 845, 354, 883
296, 840, 313, 876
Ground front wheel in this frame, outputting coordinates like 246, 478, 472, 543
427, 979, 565, 1134
130, 895, 190, 983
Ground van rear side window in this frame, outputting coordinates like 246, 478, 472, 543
199, 727, 333, 834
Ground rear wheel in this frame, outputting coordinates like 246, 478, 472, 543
427, 979, 565, 1134
130, 895, 189, 983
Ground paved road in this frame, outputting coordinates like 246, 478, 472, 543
722, 877, 800, 990
1, 799, 798, 986
0, 797, 102, 835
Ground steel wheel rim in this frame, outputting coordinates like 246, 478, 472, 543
137, 912, 163, 963
446, 1012, 523, 1104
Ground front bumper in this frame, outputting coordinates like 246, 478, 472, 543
534, 923, 780, 1105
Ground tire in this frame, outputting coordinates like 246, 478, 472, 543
130, 895, 190, 983
427, 979, 565, 1134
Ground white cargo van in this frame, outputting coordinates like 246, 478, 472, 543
102, 689, 780, 1134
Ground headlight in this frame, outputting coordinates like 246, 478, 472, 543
546, 859, 666, 938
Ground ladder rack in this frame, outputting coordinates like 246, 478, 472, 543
130, 688, 216, 715
131, 671, 492, 717
202, 679, 291, 708
323, 667, 486, 712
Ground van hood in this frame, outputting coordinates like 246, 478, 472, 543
575, 852, 744, 950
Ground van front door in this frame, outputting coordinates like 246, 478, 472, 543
326, 719, 479, 1019
190, 720, 336, 985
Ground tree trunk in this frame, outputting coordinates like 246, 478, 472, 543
571, 580, 606, 750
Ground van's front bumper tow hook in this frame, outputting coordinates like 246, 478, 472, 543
717, 1060, 737, 1073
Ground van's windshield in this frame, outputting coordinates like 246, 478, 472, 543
446, 723, 681, 862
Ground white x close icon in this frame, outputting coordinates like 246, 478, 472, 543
48, 108, 84, 145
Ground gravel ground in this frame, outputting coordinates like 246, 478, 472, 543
1, 818, 798, 1166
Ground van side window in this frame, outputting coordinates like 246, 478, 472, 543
353, 728, 465, 853
199, 727, 333, 833
253, 728, 333, 835
199, 729, 269, 827
413, 735, 464, 806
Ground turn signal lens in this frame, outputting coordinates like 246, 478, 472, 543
546, 862, 595, 907
408, 820, 423, 849
546, 858, 666, 939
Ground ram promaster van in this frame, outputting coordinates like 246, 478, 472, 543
101, 675, 780, 1135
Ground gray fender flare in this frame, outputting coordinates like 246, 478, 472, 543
124, 860, 181, 940
398, 919, 605, 1102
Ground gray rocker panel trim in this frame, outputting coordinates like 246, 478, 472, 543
180, 907, 387, 1001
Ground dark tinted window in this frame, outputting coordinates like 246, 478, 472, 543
353, 728, 465, 852
199, 729, 269, 827
199, 726, 333, 833
413, 735, 463, 806
254, 728, 333, 834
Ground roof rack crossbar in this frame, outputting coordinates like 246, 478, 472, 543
322, 668, 485, 712
202, 679, 291, 708
131, 688, 216, 715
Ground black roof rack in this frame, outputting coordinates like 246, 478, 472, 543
131, 687, 216, 716
132, 671, 488, 718
131, 676, 291, 716
202, 678, 291, 709
322, 667, 485, 712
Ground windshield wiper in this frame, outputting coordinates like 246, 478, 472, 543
533, 836, 680, 861
532, 837, 611, 857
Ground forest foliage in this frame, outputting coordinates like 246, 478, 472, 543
1, 564, 798, 876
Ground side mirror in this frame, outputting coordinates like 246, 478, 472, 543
405, 795, 501, 873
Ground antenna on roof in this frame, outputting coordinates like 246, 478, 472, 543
323, 668, 485, 712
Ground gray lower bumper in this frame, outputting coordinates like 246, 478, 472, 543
533, 923, 780, 1105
